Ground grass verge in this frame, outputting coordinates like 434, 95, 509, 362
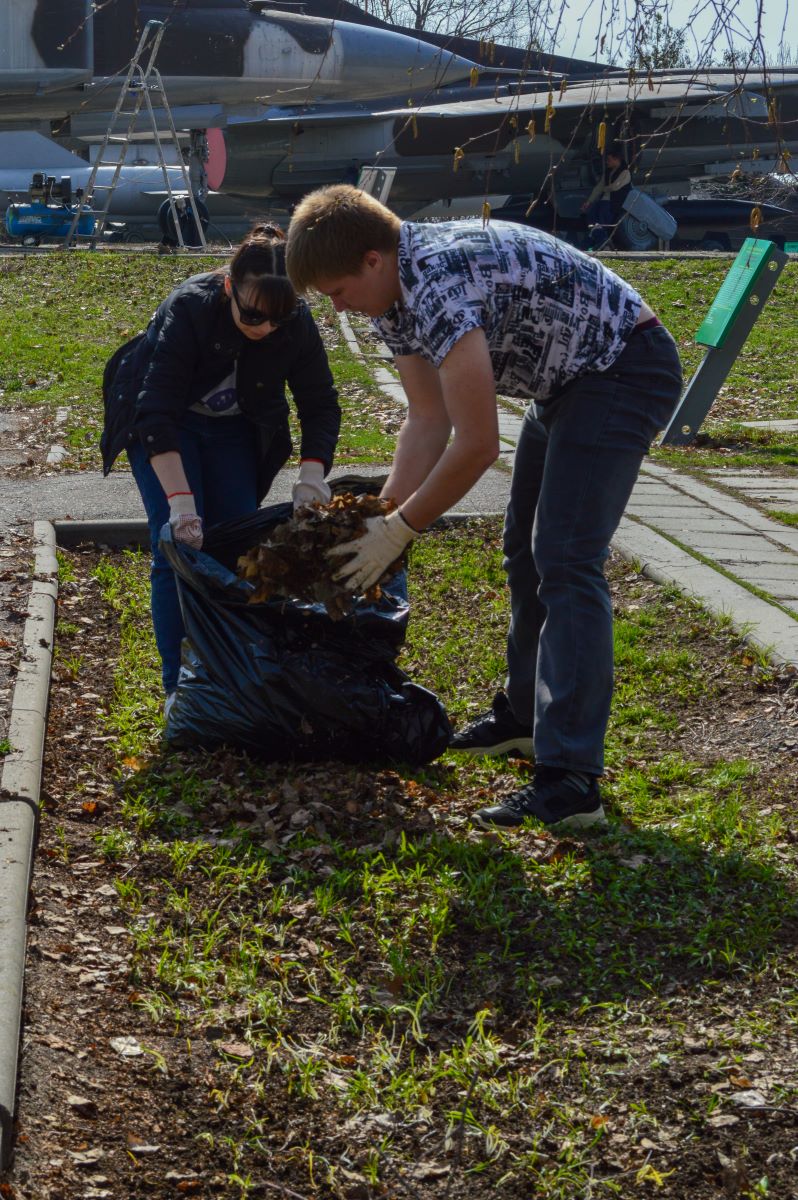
1, 256, 797, 476
15, 520, 798, 1199
0, 256, 397, 470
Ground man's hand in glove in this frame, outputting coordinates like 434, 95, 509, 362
292, 459, 331, 513
168, 492, 203, 549
328, 509, 419, 593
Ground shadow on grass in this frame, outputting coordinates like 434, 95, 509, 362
116, 749, 798, 1018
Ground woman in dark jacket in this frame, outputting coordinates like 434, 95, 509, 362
101, 223, 341, 712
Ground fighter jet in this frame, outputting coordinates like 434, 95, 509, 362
216, 67, 798, 215
4, 0, 797, 236
0, 0, 490, 129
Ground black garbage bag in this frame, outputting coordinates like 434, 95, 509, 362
161, 503, 452, 765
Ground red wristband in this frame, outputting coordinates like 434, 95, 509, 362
300, 458, 325, 465
166, 491, 193, 500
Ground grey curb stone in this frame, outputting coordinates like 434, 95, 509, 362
54, 519, 149, 548
0, 521, 57, 1170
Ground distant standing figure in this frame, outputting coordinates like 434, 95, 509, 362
580, 149, 632, 247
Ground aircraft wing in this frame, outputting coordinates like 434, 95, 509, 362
378, 70, 798, 122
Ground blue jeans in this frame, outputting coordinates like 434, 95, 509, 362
503, 325, 683, 775
128, 411, 259, 693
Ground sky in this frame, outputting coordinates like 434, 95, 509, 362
550, 0, 793, 67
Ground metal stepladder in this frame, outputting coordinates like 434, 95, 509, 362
63, 19, 207, 249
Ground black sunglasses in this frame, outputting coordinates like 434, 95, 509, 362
230, 279, 297, 328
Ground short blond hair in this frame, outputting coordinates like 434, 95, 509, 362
286, 185, 401, 292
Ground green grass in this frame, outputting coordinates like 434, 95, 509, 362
2, 255, 797, 477
48, 521, 798, 1197
766, 508, 798, 526
0, 256, 395, 469
611, 258, 798, 474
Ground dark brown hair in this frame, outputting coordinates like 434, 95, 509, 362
224, 222, 297, 320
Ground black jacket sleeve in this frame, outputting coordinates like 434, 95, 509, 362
287, 308, 341, 472
132, 295, 204, 456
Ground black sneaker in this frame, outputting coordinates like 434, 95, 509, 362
450, 691, 533, 758
474, 766, 606, 830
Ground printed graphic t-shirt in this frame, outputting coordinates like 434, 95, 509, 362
373, 221, 642, 402
189, 366, 241, 416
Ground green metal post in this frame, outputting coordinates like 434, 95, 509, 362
660, 238, 788, 445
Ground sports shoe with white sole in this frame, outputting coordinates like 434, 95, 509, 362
450, 691, 533, 758
474, 766, 606, 830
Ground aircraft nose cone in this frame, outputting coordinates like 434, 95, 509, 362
337, 25, 479, 98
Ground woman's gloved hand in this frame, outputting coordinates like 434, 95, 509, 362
168, 492, 204, 549
292, 459, 332, 512
328, 509, 419, 593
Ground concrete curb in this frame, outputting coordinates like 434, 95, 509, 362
337, 311, 408, 409
0, 521, 57, 1170
53, 519, 149, 549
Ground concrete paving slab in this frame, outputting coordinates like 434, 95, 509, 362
640, 465, 798, 548
626, 507, 708, 520
724, 489, 798, 502
614, 517, 798, 666
720, 562, 798, 580
759, 590, 798, 603
738, 419, 798, 431
706, 469, 780, 480
667, 537, 777, 554
498, 414, 524, 436
643, 516, 758, 535
712, 548, 798, 564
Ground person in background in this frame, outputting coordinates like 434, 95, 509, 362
285, 186, 682, 831
580, 148, 632, 248
101, 223, 340, 715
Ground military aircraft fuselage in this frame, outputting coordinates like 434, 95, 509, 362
0, 0, 484, 127
223, 70, 798, 211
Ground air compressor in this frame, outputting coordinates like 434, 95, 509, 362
5, 174, 96, 245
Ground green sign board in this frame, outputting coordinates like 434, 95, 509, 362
694, 238, 776, 349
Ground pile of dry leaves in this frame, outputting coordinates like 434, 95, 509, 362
237, 492, 405, 619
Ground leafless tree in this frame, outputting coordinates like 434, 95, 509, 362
360, 0, 544, 49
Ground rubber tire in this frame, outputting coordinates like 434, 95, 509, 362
158, 197, 210, 248
613, 213, 657, 251
699, 236, 731, 252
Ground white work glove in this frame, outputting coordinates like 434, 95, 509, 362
168, 492, 203, 549
328, 509, 419, 593
292, 459, 331, 512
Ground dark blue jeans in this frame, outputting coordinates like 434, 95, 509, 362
503, 325, 683, 775
128, 411, 259, 693
586, 199, 617, 248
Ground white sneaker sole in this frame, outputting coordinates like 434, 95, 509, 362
474, 803, 607, 831
551, 805, 607, 830
451, 736, 534, 758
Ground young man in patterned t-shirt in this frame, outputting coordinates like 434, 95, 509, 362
286, 186, 683, 831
